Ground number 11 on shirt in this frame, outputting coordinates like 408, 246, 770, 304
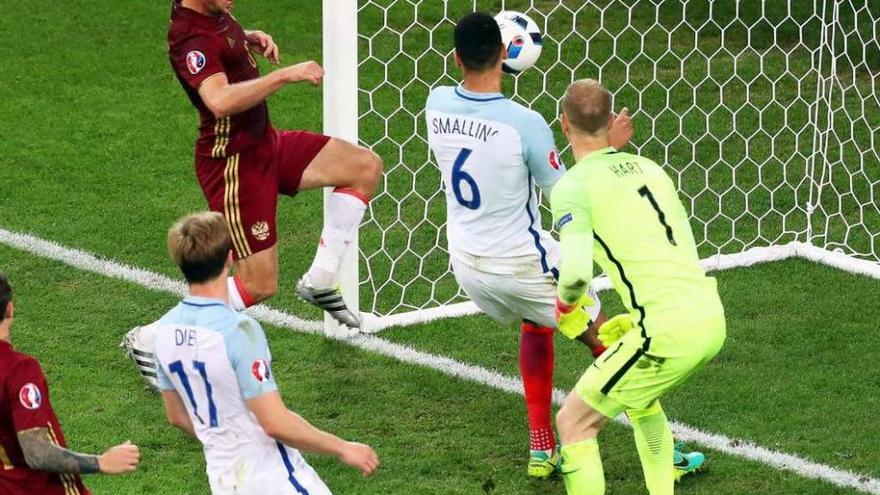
169, 360, 218, 427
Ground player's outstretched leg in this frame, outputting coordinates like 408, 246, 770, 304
556, 392, 607, 495
296, 138, 382, 328
520, 321, 558, 478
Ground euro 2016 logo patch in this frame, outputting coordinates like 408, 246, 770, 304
19, 383, 42, 410
549, 149, 562, 170
251, 359, 271, 383
185, 50, 207, 75
556, 213, 573, 230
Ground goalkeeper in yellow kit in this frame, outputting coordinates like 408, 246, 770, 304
550, 79, 726, 495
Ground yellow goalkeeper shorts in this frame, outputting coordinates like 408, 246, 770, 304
574, 315, 726, 418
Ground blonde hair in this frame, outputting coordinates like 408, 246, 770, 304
562, 79, 613, 135
167, 212, 231, 283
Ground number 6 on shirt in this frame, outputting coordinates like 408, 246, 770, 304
451, 148, 481, 210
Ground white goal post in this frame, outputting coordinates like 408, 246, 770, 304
322, 0, 880, 334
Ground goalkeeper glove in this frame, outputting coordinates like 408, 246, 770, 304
554, 294, 595, 340
597, 313, 635, 347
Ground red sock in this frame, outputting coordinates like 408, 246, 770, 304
520, 321, 556, 452
592, 344, 608, 358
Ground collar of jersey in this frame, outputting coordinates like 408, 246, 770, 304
173, 1, 227, 29
583, 146, 618, 160
183, 295, 229, 308
454, 85, 506, 102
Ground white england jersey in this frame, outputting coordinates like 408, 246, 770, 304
426, 85, 565, 276
155, 296, 330, 495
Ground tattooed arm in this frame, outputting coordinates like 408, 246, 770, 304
17, 428, 139, 475
18, 427, 99, 474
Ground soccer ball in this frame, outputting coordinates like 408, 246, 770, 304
494, 11, 543, 74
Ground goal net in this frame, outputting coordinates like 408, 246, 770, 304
328, 0, 879, 328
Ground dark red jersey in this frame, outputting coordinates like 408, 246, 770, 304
168, 1, 271, 158
0, 340, 90, 495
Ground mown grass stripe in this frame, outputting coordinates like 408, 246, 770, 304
1, 227, 879, 494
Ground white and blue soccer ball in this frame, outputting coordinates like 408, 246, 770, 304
494, 11, 543, 74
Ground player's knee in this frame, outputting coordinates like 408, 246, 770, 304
556, 404, 576, 436
355, 149, 383, 195
556, 400, 600, 443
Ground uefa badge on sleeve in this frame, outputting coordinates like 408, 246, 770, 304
185, 50, 207, 75
556, 213, 573, 230
19, 383, 42, 410
251, 359, 271, 383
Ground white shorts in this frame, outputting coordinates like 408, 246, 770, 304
208, 444, 332, 495
451, 257, 601, 329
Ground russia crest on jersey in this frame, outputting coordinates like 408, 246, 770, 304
186, 50, 207, 75
19, 383, 42, 410
549, 149, 562, 170
251, 359, 271, 383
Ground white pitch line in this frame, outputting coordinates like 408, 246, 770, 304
2, 227, 879, 494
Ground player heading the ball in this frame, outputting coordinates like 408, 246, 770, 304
552, 80, 726, 494
154, 212, 379, 495
425, 11, 637, 480
167, 0, 383, 328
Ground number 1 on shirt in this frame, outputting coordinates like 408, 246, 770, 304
638, 185, 677, 246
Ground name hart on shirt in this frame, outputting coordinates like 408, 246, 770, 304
431, 116, 500, 142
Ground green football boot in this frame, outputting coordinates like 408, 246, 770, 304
673, 442, 706, 482
528, 449, 560, 479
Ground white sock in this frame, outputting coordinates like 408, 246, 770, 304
227, 276, 248, 311
307, 189, 368, 288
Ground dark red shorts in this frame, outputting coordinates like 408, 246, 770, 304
195, 128, 330, 259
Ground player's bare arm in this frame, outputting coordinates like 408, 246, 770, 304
198, 61, 324, 118
161, 390, 197, 438
247, 391, 379, 476
17, 428, 139, 475
244, 29, 279, 64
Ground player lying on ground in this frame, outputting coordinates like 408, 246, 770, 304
168, 0, 382, 328
0, 273, 139, 495
551, 80, 726, 494
425, 12, 700, 480
153, 212, 378, 495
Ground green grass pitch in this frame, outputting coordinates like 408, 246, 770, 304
1, 1, 879, 494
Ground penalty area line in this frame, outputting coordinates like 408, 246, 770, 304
1, 227, 879, 495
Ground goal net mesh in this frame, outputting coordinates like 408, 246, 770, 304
355, 0, 880, 317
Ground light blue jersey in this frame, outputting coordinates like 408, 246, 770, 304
426, 85, 564, 275
154, 296, 330, 495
